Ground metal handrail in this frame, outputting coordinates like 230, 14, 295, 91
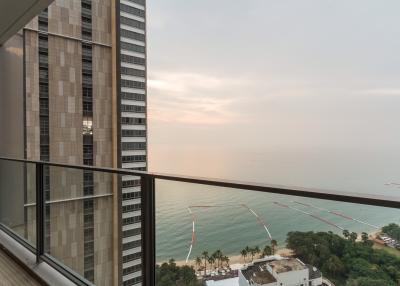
1, 155, 399, 208
1, 155, 400, 286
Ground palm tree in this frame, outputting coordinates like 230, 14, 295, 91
249, 248, 256, 261
222, 256, 230, 267
195, 256, 202, 271
361, 232, 369, 243
324, 255, 344, 277
240, 249, 247, 263
208, 256, 215, 270
343, 229, 350, 239
263, 245, 272, 256
254, 246, 260, 258
214, 250, 223, 268
271, 240, 278, 255
349, 232, 358, 243
202, 251, 209, 275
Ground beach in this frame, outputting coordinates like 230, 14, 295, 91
160, 247, 294, 268
158, 230, 382, 268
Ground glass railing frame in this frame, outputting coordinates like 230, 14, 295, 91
0, 156, 399, 286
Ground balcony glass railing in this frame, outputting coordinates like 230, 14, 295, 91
0, 156, 399, 286
155, 179, 400, 286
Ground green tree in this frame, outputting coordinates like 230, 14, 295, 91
322, 255, 345, 277
201, 251, 209, 274
194, 256, 202, 271
382, 223, 400, 241
208, 256, 215, 270
343, 229, 350, 239
213, 249, 223, 268
361, 232, 369, 243
156, 260, 200, 286
249, 248, 256, 261
271, 240, 278, 255
222, 256, 230, 267
349, 232, 358, 243
263, 245, 272, 256
240, 249, 247, 263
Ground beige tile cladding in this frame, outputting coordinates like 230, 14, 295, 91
25, 30, 40, 161
94, 196, 113, 286
48, 0, 82, 38
93, 45, 113, 168
46, 34, 85, 275
49, 200, 85, 274
24, 30, 40, 242
92, 44, 114, 285
25, 16, 39, 30
48, 35, 83, 166
92, 0, 112, 45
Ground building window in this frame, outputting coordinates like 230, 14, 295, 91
121, 104, 146, 113
122, 204, 141, 213
121, 79, 146, 89
121, 117, 146, 125
122, 129, 146, 137
122, 192, 141, 201
122, 239, 142, 250
120, 29, 145, 42
120, 3, 145, 18
120, 16, 145, 31
122, 215, 141, 226
120, 67, 145, 78
121, 54, 145, 66
122, 180, 141, 188
121, 142, 146, 150
122, 276, 142, 286
122, 264, 141, 275
122, 251, 141, 263
121, 155, 146, 163
123, 229, 141, 239
121, 42, 146, 54
83, 117, 93, 134
121, 92, 145, 101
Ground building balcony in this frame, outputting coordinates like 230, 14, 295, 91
0, 156, 399, 286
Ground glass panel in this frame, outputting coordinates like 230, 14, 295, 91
156, 179, 400, 286
45, 165, 116, 285
0, 159, 36, 247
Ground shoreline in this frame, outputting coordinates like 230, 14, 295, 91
157, 229, 382, 268
159, 247, 294, 268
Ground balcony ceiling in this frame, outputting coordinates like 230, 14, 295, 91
0, 0, 53, 45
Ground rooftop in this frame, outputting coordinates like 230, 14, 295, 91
241, 261, 277, 284
205, 277, 239, 286
269, 258, 307, 274
307, 265, 322, 280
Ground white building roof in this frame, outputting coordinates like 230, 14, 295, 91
205, 278, 239, 286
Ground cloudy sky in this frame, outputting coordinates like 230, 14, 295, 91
146, 0, 400, 179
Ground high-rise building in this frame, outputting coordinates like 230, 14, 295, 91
0, 0, 147, 285
118, 1, 147, 286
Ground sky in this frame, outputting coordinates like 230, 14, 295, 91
146, 0, 400, 181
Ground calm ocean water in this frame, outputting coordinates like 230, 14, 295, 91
154, 148, 400, 262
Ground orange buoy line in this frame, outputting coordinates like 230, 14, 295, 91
292, 201, 379, 229
185, 204, 273, 263
273, 202, 345, 231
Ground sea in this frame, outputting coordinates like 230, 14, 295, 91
153, 147, 400, 262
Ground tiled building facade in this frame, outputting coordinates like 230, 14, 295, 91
3, 0, 147, 285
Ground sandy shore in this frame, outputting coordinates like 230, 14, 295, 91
162, 247, 294, 268
158, 230, 381, 268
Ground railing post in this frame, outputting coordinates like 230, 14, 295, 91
35, 162, 45, 263
141, 175, 155, 286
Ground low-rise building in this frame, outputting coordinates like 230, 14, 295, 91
238, 256, 322, 286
